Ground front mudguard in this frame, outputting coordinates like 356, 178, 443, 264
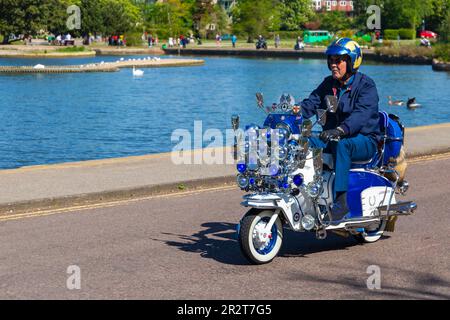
240, 193, 306, 231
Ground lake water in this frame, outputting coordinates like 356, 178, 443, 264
0, 55, 449, 169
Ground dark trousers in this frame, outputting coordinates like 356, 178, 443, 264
309, 134, 377, 194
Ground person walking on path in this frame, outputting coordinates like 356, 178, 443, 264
231, 34, 237, 48
275, 34, 280, 48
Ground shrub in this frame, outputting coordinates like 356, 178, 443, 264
124, 32, 144, 47
384, 29, 399, 40
398, 29, 416, 40
434, 43, 450, 62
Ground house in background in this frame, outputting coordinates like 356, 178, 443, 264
312, 0, 354, 15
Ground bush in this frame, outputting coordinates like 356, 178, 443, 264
337, 29, 354, 38
124, 32, 145, 47
384, 29, 399, 40
434, 43, 450, 62
398, 29, 416, 40
384, 29, 416, 40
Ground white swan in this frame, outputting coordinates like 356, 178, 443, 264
133, 66, 144, 77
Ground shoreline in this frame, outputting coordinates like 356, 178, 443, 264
1, 45, 445, 69
162, 47, 435, 65
0, 50, 97, 58
0, 57, 204, 74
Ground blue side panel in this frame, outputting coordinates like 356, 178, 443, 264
383, 117, 403, 164
347, 170, 393, 218
263, 114, 303, 135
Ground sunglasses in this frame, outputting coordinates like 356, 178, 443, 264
328, 56, 346, 65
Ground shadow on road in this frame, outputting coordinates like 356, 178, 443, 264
288, 261, 450, 299
280, 229, 380, 257
153, 221, 391, 266
155, 222, 249, 266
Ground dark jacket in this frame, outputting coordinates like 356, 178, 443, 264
300, 72, 380, 141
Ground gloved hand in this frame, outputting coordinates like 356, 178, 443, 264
319, 127, 345, 142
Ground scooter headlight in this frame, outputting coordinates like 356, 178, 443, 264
306, 182, 321, 198
237, 175, 249, 189
301, 214, 316, 231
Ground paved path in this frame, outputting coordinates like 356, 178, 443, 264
0, 156, 448, 299
0, 123, 449, 214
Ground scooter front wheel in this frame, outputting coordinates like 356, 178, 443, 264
239, 209, 283, 264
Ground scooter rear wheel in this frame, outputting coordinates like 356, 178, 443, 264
353, 218, 387, 243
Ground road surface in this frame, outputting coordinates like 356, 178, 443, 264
0, 155, 449, 299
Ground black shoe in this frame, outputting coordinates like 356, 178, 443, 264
331, 192, 349, 222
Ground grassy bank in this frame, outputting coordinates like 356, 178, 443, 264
375, 43, 450, 63
55, 46, 86, 53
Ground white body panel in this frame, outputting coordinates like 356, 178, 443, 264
361, 186, 396, 217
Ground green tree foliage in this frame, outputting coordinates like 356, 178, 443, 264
0, 0, 70, 42
143, 0, 193, 37
422, 0, 450, 42
279, 0, 315, 31
232, 0, 281, 41
100, 0, 141, 35
318, 11, 353, 33
192, 0, 229, 38
381, 0, 433, 30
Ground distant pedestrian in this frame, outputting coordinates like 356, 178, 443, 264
215, 34, 221, 47
294, 36, 304, 51
231, 34, 237, 48
275, 34, 280, 48
148, 34, 153, 48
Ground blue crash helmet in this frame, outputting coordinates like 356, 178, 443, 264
326, 37, 363, 73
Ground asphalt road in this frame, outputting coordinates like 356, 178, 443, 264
0, 156, 449, 300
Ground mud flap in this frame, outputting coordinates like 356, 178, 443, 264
385, 216, 398, 232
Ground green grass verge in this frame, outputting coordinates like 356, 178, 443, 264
55, 46, 86, 53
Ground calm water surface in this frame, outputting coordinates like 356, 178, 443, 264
0, 55, 449, 169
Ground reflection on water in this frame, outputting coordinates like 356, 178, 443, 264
0, 55, 449, 169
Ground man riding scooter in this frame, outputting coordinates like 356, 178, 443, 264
300, 38, 381, 224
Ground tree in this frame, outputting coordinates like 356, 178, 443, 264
0, 0, 70, 43
232, 0, 281, 41
143, 0, 193, 37
100, 0, 141, 35
318, 11, 353, 33
377, 0, 433, 30
424, 0, 450, 33
192, 0, 229, 38
279, 0, 315, 31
